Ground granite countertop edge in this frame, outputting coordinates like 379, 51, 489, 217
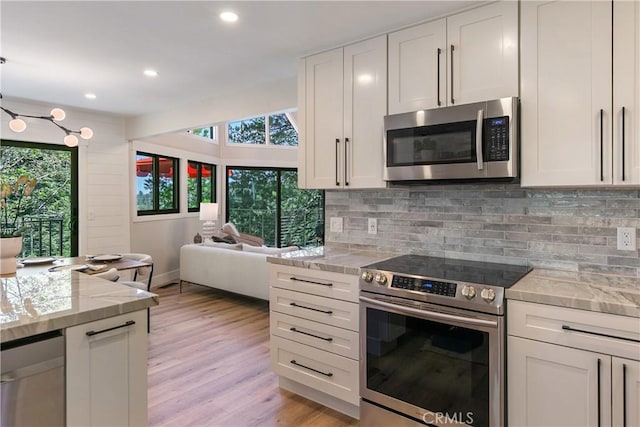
506, 268, 640, 319
267, 247, 397, 276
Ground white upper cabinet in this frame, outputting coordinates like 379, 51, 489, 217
613, 0, 640, 186
521, 0, 639, 187
388, 19, 447, 114
388, 1, 518, 114
299, 35, 387, 189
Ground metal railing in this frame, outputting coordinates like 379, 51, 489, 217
20, 216, 66, 257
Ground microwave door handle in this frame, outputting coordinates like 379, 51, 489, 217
476, 109, 484, 170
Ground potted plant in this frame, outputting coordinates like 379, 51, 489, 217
1, 175, 37, 275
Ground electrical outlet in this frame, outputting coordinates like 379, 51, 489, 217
330, 217, 343, 233
368, 218, 377, 234
617, 227, 637, 251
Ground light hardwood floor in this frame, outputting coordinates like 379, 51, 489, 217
148, 282, 360, 427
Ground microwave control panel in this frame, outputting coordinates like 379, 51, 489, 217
485, 116, 510, 161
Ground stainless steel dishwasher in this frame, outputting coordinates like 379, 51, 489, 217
1, 330, 65, 426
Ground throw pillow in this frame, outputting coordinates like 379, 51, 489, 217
222, 222, 240, 237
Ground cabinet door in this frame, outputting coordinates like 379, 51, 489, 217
521, 1, 612, 187
613, 358, 640, 427
508, 336, 611, 427
304, 48, 344, 189
388, 19, 446, 114
446, 1, 518, 106
344, 35, 387, 189
66, 311, 147, 427
613, 0, 640, 186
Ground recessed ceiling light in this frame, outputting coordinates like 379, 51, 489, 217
219, 11, 238, 23
144, 69, 158, 77
85, 93, 97, 99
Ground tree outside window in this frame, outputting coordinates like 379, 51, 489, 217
227, 112, 297, 146
136, 152, 179, 215
188, 161, 216, 212
226, 167, 323, 248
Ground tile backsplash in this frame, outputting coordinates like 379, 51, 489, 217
324, 184, 639, 278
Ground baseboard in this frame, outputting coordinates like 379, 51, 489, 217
151, 269, 180, 289
278, 376, 360, 420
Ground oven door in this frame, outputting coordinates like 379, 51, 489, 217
359, 294, 504, 427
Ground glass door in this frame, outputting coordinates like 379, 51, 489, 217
0, 140, 78, 257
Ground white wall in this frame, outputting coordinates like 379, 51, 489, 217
1, 97, 130, 256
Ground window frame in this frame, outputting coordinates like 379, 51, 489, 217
225, 166, 324, 247
226, 110, 298, 147
136, 151, 180, 216
187, 160, 217, 213
187, 125, 218, 143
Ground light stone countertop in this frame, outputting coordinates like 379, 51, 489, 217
506, 268, 640, 318
1, 270, 158, 343
267, 246, 397, 276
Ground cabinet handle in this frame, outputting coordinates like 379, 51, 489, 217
290, 360, 333, 377
561, 325, 640, 343
450, 44, 455, 104
290, 327, 333, 342
476, 109, 484, 170
623, 363, 628, 427
622, 106, 626, 181
290, 276, 333, 287
600, 109, 604, 181
335, 138, 340, 186
437, 48, 442, 106
290, 302, 333, 315
344, 137, 349, 186
597, 358, 601, 427
86, 320, 135, 337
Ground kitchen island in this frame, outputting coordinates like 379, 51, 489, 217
1, 269, 158, 426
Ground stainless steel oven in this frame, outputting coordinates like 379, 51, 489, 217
384, 97, 518, 182
359, 255, 531, 427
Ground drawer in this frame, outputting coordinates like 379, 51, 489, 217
270, 336, 359, 405
270, 287, 358, 332
270, 264, 359, 302
508, 300, 640, 360
270, 311, 359, 360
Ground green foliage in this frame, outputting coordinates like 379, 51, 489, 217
0, 144, 72, 255
269, 114, 298, 146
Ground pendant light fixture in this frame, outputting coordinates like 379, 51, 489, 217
0, 57, 93, 147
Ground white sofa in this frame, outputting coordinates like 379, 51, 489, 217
179, 243, 296, 300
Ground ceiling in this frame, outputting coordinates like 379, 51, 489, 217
0, 1, 479, 118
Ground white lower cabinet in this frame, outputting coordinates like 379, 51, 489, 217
269, 263, 360, 418
508, 300, 640, 427
66, 310, 148, 427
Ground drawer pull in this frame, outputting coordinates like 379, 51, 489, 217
597, 358, 601, 427
86, 320, 135, 337
561, 325, 640, 343
290, 327, 333, 342
290, 277, 333, 287
290, 302, 333, 315
290, 360, 333, 377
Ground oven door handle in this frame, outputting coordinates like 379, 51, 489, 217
359, 296, 498, 328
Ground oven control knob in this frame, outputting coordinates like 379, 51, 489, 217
361, 271, 374, 283
481, 288, 496, 303
374, 273, 388, 286
461, 285, 476, 300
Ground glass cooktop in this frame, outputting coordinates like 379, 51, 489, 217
362, 254, 532, 288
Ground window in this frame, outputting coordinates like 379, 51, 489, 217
136, 152, 179, 215
226, 167, 323, 248
227, 111, 297, 146
187, 126, 218, 142
188, 161, 216, 212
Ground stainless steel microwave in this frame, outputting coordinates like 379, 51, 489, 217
384, 97, 519, 182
